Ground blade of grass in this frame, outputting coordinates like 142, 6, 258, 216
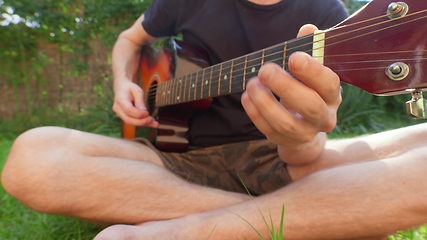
278, 205, 285, 239
236, 173, 286, 240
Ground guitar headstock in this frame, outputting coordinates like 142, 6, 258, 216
322, 0, 427, 118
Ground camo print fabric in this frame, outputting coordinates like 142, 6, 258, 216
138, 138, 292, 196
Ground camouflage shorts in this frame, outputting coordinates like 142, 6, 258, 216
138, 138, 292, 196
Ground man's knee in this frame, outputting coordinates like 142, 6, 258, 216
1, 127, 65, 212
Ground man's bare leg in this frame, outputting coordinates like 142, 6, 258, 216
95, 123, 427, 239
1, 126, 250, 224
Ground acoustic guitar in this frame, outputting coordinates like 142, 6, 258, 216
122, 0, 427, 152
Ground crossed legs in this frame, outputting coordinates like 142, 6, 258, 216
1, 126, 249, 224
3, 124, 427, 239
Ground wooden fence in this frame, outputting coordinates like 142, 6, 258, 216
0, 39, 112, 120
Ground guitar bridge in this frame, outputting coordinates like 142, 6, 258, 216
406, 90, 427, 119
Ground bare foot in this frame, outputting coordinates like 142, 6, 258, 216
93, 217, 209, 240
94, 216, 391, 240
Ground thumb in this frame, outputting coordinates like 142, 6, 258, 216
297, 24, 319, 37
130, 84, 147, 111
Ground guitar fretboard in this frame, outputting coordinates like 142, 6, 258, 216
155, 34, 316, 107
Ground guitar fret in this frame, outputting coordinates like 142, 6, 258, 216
166, 80, 171, 106
243, 55, 248, 90
171, 78, 176, 104
200, 68, 206, 99
181, 78, 185, 102
232, 57, 245, 93
282, 43, 287, 69
194, 71, 202, 101
189, 73, 193, 101
161, 82, 166, 106
200, 67, 212, 98
189, 72, 195, 100
206, 66, 213, 97
178, 77, 183, 103
261, 49, 265, 66
229, 59, 234, 93
168, 78, 173, 105
188, 71, 197, 101
210, 65, 220, 97
176, 77, 181, 104
265, 44, 287, 68
193, 73, 197, 100
245, 51, 262, 80
219, 60, 232, 95
180, 75, 188, 103
218, 63, 223, 96
171, 78, 176, 105
181, 74, 188, 102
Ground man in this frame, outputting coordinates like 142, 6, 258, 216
2, 0, 427, 239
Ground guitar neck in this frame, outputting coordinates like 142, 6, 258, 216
155, 33, 323, 107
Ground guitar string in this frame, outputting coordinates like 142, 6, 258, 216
150, 56, 427, 105
313, 9, 427, 59
148, 9, 427, 104
224, 8, 427, 77
151, 54, 427, 104
148, 51, 427, 96
150, 50, 427, 103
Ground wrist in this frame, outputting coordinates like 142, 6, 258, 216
278, 132, 327, 167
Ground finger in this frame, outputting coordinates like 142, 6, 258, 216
258, 63, 331, 131
113, 93, 156, 127
288, 51, 341, 106
116, 85, 149, 119
130, 83, 146, 110
297, 24, 318, 37
115, 104, 158, 127
295, 24, 342, 106
241, 80, 278, 136
242, 78, 315, 144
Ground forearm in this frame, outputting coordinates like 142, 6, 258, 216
110, 15, 159, 126
112, 34, 142, 90
111, 14, 155, 90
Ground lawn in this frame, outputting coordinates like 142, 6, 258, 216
1, 133, 427, 239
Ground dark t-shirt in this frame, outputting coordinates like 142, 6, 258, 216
142, 0, 348, 147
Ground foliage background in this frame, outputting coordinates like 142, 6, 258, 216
0, 0, 150, 123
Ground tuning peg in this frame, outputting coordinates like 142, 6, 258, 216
387, 2, 409, 19
406, 90, 427, 119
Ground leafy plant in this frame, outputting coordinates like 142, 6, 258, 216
332, 85, 386, 135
